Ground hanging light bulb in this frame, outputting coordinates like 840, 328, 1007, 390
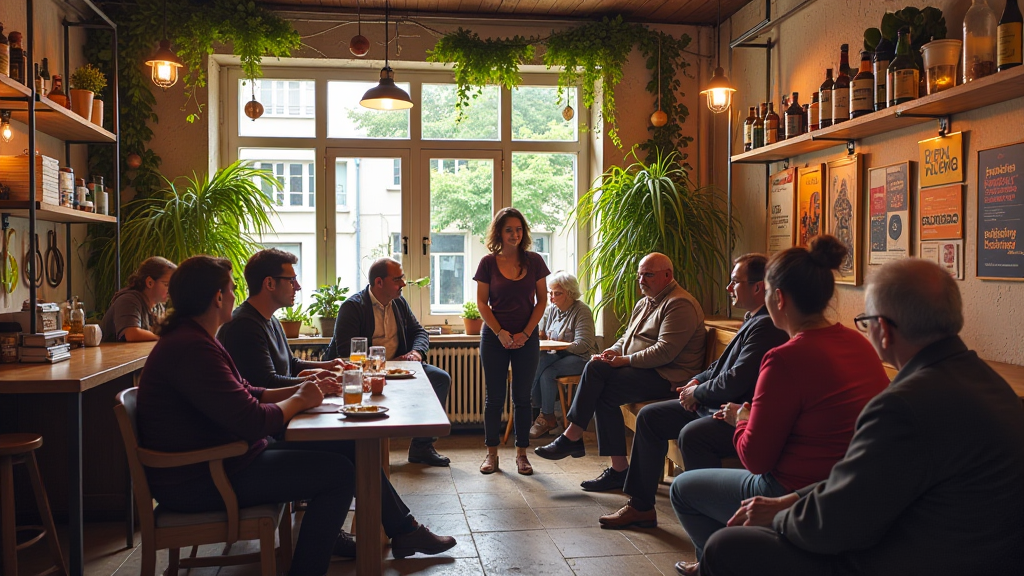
146, 0, 184, 89
0, 110, 13, 143
700, 0, 737, 114
350, 0, 370, 57
360, 0, 413, 110
244, 81, 264, 121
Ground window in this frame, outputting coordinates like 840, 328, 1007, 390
327, 81, 411, 139
392, 158, 401, 187
511, 152, 577, 275
336, 161, 348, 209
239, 79, 316, 138
421, 84, 499, 141
533, 234, 551, 266
242, 149, 316, 210
429, 233, 467, 314
513, 86, 578, 141
391, 233, 402, 261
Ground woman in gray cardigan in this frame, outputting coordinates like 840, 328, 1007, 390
531, 271, 598, 438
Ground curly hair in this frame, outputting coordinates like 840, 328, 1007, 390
485, 207, 532, 256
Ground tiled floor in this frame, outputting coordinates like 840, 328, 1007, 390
19, 432, 697, 575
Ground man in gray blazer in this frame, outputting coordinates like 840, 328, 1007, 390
536, 253, 707, 492
696, 258, 1024, 576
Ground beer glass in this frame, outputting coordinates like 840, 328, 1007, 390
342, 369, 363, 405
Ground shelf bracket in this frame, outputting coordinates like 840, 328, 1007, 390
782, 158, 790, 169
809, 135, 857, 155
1, 215, 8, 231
894, 112, 951, 137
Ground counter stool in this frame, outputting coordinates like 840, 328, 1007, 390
0, 433, 68, 576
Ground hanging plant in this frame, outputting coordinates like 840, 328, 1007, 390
637, 31, 694, 163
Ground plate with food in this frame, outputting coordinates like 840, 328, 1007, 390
385, 368, 417, 379
339, 405, 390, 419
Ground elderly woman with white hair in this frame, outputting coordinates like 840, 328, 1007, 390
530, 271, 598, 438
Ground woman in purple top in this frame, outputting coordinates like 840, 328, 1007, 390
474, 207, 550, 475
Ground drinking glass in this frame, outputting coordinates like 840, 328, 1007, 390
342, 369, 363, 405
369, 346, 387, 373
350, 337, 368, 366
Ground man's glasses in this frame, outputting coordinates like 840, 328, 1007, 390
273, 276, 299, 285
728, 278, 760, 287
853, 314, 897, 332
637, 269, 669, 279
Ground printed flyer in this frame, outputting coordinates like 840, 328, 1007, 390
977, 142, 1024, 280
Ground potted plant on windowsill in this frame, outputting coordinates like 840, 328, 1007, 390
277, 303, 311, 339
461, 301, 483, 335
70, 63, 107, 125
308, 279, 350, 339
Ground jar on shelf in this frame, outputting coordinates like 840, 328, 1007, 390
59, 167, 75, 207
964, 0, 998, 82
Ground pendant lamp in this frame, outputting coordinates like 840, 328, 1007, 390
145, 0, 184, 89
700, 0, 736, 114
360, 0, 413, 110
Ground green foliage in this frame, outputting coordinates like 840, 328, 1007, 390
309, 279, 351, 318
636, 31, 694, 163
87, 161, 277, 311
461, 301, 481, 320
407, 277, 431, 288
278, 303, 312, 325
569, 149, 733, 330
864, 6, 946, 68
70, 63, 108, 94
427, 28, 536, 120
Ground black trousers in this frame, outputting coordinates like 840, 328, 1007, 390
480, 327, 540, 448
623, 399, 739, 510
411, 363, 452, 449
701, 526, 845, 576
565, 360, 676, 456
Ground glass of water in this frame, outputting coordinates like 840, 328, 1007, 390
369, 346, 387, 373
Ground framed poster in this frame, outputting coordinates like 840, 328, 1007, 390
919, 184, 963, 240
868, 161, 912, 264
921, 240, 964, 280
796, 164, 825, 248
977, 141, 1024, 281
768, 167, 797, 254
919, 131, 964, 188
826, 154, 862, 285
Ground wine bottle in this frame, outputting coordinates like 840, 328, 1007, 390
965, 0, 999, 81
8, 31, 25, 85
873, 37, 895, 110
832, 45, 851, 124
765, 102, 780, 145
785, 92, 804, 139
888, 28, 920, 106
850, 50, 875, 118
743, 106, 756, 152
40, 57, 50, 94
998, 0, 1023, 70
34, 62, 42, 94
819, 68, 835, 128
808, 92, 820, 131
753, 103, 766, 148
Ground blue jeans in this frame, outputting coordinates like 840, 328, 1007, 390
670, 468, 789, 559
531, 351, 588, 415
480, 326, 540, 448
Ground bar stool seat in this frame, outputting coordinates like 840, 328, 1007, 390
0, 433, 68, 576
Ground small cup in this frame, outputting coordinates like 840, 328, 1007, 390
83, 324, 102, 347
369, 374, 385, 396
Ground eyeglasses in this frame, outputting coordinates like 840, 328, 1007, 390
853, 314, 898, 332
272, 276, 299, 285
637, 269, 669, 279
728, 278, 760, 287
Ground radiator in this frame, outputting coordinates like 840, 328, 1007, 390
427, 345, 511, 425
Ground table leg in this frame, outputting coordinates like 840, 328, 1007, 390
354, 438, 382, 576
67, 393, 83, 576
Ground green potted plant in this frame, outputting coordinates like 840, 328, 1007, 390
461, 301, 483, 335
864, 6, 946, 95
277, 303, 311, 339
70, 63, 107, 124
308, 279, 350, 338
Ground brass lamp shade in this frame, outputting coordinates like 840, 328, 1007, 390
700, 66, 736, 114
146, 39, 184, 89
360, 68, 413, 110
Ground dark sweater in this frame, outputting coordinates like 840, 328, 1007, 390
137, 318, 284, 487
217, 301, 316, 388
325, 287, 430, 361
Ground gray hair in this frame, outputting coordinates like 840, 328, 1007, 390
547, 271, 582, 301
865, 258, 963, 346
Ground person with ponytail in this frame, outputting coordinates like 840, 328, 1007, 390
100, 256, 177, 342
668, 236, 889, 576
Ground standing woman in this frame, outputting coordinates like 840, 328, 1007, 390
100, 256, 177, 342
474, 207, 550, 475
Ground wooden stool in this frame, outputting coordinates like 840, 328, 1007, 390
0, 434, 68, 576
554, 375, 580, 425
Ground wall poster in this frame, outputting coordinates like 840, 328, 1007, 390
977, 141, 1024, 281
797, 164, 825, 248
918, 131, 964, 188
768, 167, 797, 254
921, 240, 964, 280
826, 154, 862, 285
919, 184, 963, 240
868, 162, 912, 264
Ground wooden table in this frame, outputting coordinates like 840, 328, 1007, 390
539, 339, 571, 351
285, 361, 451, 576
0, 341, 155, 576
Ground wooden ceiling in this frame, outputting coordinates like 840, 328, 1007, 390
258, 0, 750, 26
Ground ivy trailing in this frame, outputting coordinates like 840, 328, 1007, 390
637, 31, 693, 164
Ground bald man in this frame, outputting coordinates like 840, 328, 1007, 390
536, 253, 707, 492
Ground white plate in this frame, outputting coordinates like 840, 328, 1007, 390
339, 405, 390, 418
384, 368, 417, 379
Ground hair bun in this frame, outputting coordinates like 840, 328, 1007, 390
807, 235, 847, 270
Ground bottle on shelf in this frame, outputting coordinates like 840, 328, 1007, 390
61, 300, 72, 332
873, 38, 896, 110
40, 57, 50, 93
743, 106, 757, 151
765, 102, 780, 145
0, 23, 9, 77
68, 296, 85, 347
888, 28, 920, 106
808, 92, 820, 131
785, 92, 804, 139
832, 45, 852, 124
997, 0, 1023, 70
752, 103, 766, 149
34, 62, 43, 94
850, 50, 875, 118
48, 75, 69, 108
819, 68, 835, 128
8, 31, 25, 85
965, 0, 999, 81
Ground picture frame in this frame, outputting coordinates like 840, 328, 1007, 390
796, 164, 826, 248
919, 183, 963, 241
826, 154, 863, 286
868, 161, 912, 265
767, 167, 797, 254
976, 140, 1024, 281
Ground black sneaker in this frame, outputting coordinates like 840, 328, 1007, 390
332, 531, 356, 559
408, 444, 451, 467
581, 467, 628, 492
534, 434, 586, 460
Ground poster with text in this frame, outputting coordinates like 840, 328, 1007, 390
977, 141, 1024, 280
919, 132, 964, 188
921, 240, 963, 280
919, 184, 963, 240
826, 155, 862, 285
797, 165, 825, 248
768, 168, 797, 254
869, 162, 911, 264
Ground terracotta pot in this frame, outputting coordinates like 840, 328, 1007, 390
91, 99, 104, 127
318, 316, 336, 339
280, 320, 302, 339
462, 317, 483, 335
69, 89, 94, 121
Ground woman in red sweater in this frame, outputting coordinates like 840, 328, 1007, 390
669, 236, 888, 576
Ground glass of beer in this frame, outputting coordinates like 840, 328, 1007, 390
342, 369, 363, 406
350, 337, 368, 366
369, 346, 387, 374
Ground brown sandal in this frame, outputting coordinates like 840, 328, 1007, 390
516, 453, 533, 475
480, 452, 499, 474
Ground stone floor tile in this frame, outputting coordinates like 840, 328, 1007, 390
544, 527, 640, 558
458, 491, 530, 510
466, 508, 543, 532
532, 505, 610, 530
472, 531, 573, 576
566, 554, 664, 576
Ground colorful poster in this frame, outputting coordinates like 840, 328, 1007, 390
826, 155, 862, 285
919, 132, 964, 188
797, 165, 825, 248
868, 162, 911, 264
919, 184, 963, 240
977, 141, 1024, 280
768, 168, 797, 254
921, 240, 963, 280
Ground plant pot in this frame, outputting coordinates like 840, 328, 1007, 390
280, 320, 302, 339
921, 39, 962, 95
462, 317, 483, 335
318, 316, 337, 339
91, 98, 104, 127
69, 89, 94, 121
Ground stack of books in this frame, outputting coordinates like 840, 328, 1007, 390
0, 154, 61, 205
19, 330, 71, 363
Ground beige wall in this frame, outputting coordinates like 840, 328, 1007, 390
719, 0, 1024, 364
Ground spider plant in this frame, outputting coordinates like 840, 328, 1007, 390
569, 148, 733, 331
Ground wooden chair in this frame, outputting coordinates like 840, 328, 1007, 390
0, 433, 67, 576
503, 373, 582, 444
113, 388, 292, 576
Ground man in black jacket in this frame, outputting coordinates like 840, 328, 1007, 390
697, 258, 1024, 576
326, 257, 452, 467
598, 253, 788, 529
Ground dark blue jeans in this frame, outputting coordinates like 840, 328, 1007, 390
480, 326, 540, 448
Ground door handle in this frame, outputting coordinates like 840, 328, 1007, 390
422, 236, 431, 256
402, 235, 409, 255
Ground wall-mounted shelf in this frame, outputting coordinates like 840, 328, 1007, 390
1, 75, 116, 144
731, 65, 1024, 164
0, 201, 116, 224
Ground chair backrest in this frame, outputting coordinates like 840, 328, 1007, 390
114, 388, 157, 531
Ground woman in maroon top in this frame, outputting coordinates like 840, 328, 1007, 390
668, 236, 888, 576
474, 207, 550, 475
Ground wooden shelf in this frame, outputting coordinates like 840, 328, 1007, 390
731, 65, 1024, 164
0, 201, 116, 224
1, 76, 116, 143
0, 74, 32, 100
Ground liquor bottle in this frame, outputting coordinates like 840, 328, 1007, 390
48, 75, 69, 108
785, 92, 804, 139
850, 50, 875, 118
68, 296, 85, 347
765, 102, 780, 145
965, 0, 999, 81
34, 62, 43, 94
873, 38, 895, 110
888, 28, 920, 105
808, 92, 820, 131
819, 68, 835, 128
8, 31, 25, 85
997, 0, 1023, 70
61, 300, 72, 332
832, 45, 852, 124
743, 106, 756, 151
40, 57, 50, 93
752, 103, 766, 148
0, 24, 9, 77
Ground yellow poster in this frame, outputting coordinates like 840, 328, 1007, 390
797, 165, 825, 247
919, 131, 963, 188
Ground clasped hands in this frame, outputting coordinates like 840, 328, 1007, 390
498, 329, 529, 349
590, 349, 630, 368
713, 401, 751, 427
726, 492, 800, 527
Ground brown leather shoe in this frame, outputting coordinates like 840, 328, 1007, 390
674, 560, 699, 576
529, 414, 557, 438
598, 501, 657, 529
516, 453, 533, 475
391, 524, 457, 559
479, 452, 499, 474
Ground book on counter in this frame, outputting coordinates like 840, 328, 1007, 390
19, 342, 71, 358
19, 351, 71, 363
21, 330, 68, 347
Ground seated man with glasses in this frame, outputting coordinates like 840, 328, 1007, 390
535, 252, 708, 492
699, 259, 1024, 576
